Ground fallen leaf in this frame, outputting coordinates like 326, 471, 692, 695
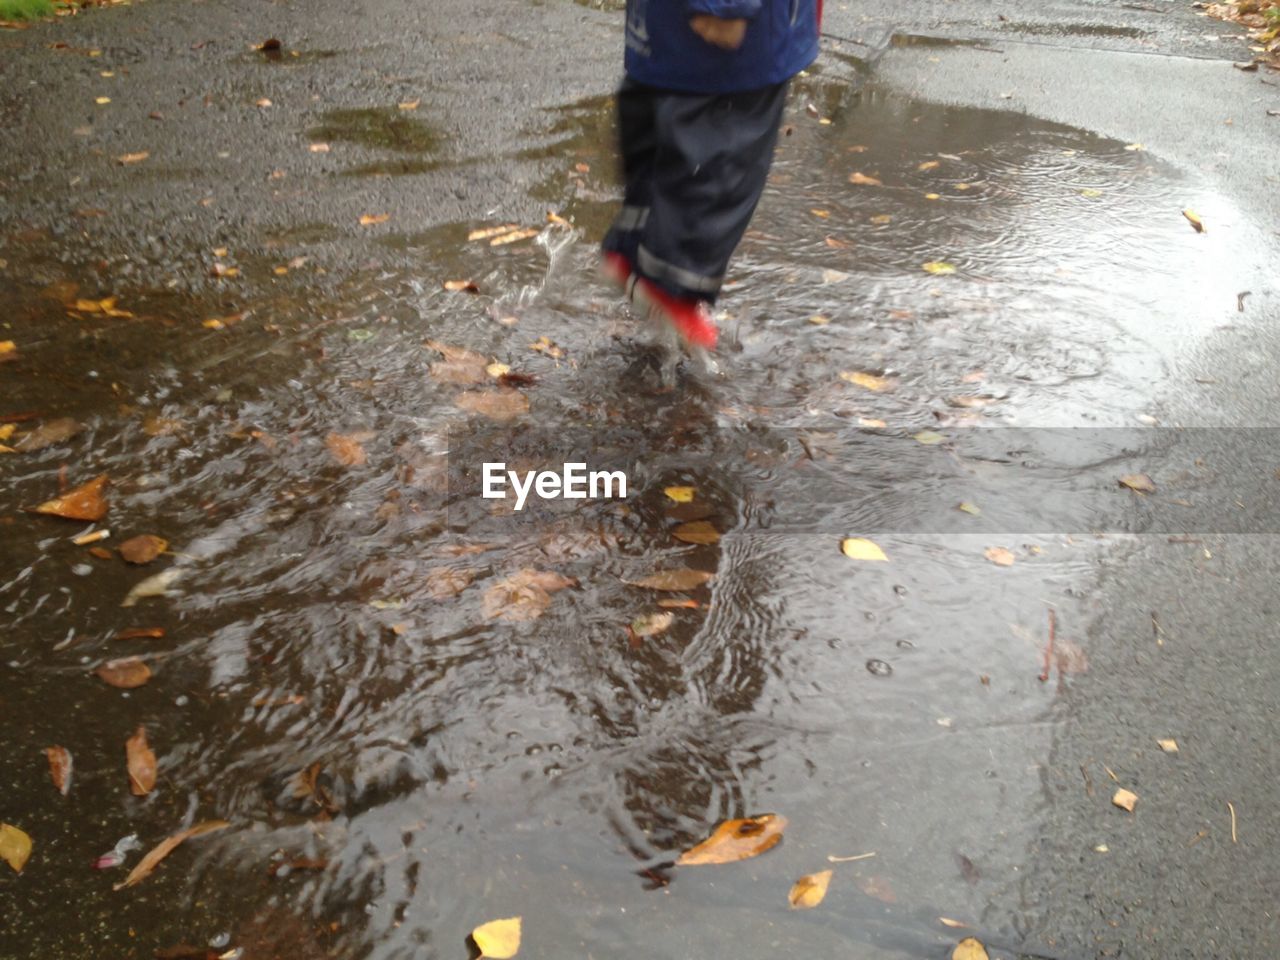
1080, 188, 1103, 199
126, 726, 157, 796
810, 208, 830, 218
626, 568, 714, 592
1119, 473, 1155, 493
96, 96, 111, 105
840, 370, 895, 392
255, 97, 272, 107
1112, 787, 1138, 812
471, 917, 521, 959
841, 537, 888, 562
1125, 143, 1145, 151
97, 657, 152, 689
0, 342, 14, 361
858, 418, 887, 429
485, 362, 511, 379
309, 142, 330, 153
114, 627, 166, 641
1182, 209, 1205, 233
32, 474, 108, 521
808, 314, 830, 325
925, 193, 941, 200
948, 395, 996, 408
46, 747, 72, 796
455, 389, 530, 421
821, 268, 850, 284
664, 486, 696, 503
918, 160, 940, 171
398, 99, 420, 111
467, 224, 520, 242
0, 824, 33, 873
672, 520, 720, 545
256, 37, 282, 51
913, 430, 947, 445
1157, 738, 1179, 753
326, 432, 369, 467
482, 569, 575, 622
939, 917, 970, 929
210, 263, 239, 279
530, 336, 565, 358
677, 814, 787, 865
657, 598, 699, 609
442, 279, 481, 296
922, 261, 957, 275
114, 820, 229, 890
116, 151, 149, 165
849, 172, 883, 186
788, 869, 833, 909
869, 214, 893, 224
958, 502, 981, 516
119, 534, 168, 564
952, 937, 990, 960
359, 213, 390, 226
121, 567, 185, 607
89, 546, 114, 559
856, 874, 897, 903
490, 227, 540, 247
984, 546, 1015, 567
629, 611, 675, 640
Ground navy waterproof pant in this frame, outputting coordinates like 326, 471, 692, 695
602, 78, 790, 305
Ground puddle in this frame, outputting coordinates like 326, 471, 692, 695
1, 75, 1272, 960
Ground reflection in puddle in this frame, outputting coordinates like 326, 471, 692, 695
1, 78, 1269, 960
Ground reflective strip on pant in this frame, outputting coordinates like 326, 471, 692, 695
612, 205, 650, 232
637, 244, 724, 297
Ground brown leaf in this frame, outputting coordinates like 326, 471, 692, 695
849, 171, 883, 186
788, 869, 833, 909
1119, 473, 1155, 494
628, 611, 675, 642
983, 546, 1015, 567
114, 627, 166, 641
97, 657, 152, 689
672, 520, 720, 545
114, 820, 229, 890
31, 474, 109, 521
119, 534, 168, 565
856, 874, 898, 903
126, 726, 157, 796
454, 389, 530, 422
657, 598, 699, 609
482, 568, 575, 622
626, 568, 714, 592
89, 546, 115, 560
46, 746, 72, 796
326, 432, 368, 467
425, 566, 476, 600
1112, 787, 1138, 812
676, 814, 787, 865
256, 37, 282, 51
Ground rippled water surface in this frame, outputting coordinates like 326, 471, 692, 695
1, 77, 1268, 959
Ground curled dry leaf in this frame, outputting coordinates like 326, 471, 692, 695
1112, 788, 1138, 812
840, 370, 895, 392
483, 569, 575, 622
1119, 473, 1155, 494
677, 814, 787, 865
471, 916, 522, 959
849, 171, 883, 186
939, 917, 970, 929
626, 568, 714, 592
0, 823, 33, 873
97, 656, 152, 689
32, 474, 109, 521
121, 567, 184, 607
788, 869, 833, 909
326, 432, 369, 467
952, 937, 990, 960
114, 820, 230, 890
672, 520, 720, 545
119, 534, 168, 565
984, 546, 1015, 567
46, 746, 72, 796
126, 726, 157, 796
1182, 209, 1205, 233
841, 537, 888, 562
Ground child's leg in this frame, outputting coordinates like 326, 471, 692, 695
638, 80, 789, 305
602, 79, 660, 268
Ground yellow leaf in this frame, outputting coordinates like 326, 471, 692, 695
468, 224, 520, 242
117, 151, 150, 166
1119, 473, 1155, 494
958, 502, 981, 516
984, 546, 1015, 567
925, 192, 941, 200
1182, 209, 1205, 233
486, 362, 511, 379
95, 96, 111, 105
472, 917, 521, 959
359, 213, 391, 226
840, 370, 894, 392
1112, 788, 1138, 812
788, 869, 833, 909
858, 417, 887, 429
677, 814, 787, 865
848, 171, 883, 186
922, 261, 957, 275
0, 823, 33, 873
810, 208, 830, 218
869, 214, 892, 224
0, 341, 14, 356
0, 424, 14, 441
808, 314, 830, 325
952, 937, 990, 960
202, 319, 225, 330
841, 537, 888, 562
913, 430, 946, 445
273, 265, 288, 275
1157, 738, 1179, 753
74, 298, 104, 313
664, 486, 695, 503
918, 160, 940, 171
1080, 188, 1103, 199
398, 99, 420, 111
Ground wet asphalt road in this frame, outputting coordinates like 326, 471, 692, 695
3, 1, 1280, 958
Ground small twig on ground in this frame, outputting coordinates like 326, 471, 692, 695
1080, 764, 1094, 796
826, 851, 877, 863
1228, 801, 1238, 843
1188, 829, 1209, 847
1237, 290, 1251, 312
1152, 611, 1164, 646
1039, 608, 1057, 682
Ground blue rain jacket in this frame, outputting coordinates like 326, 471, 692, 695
624, 0, 819, 94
